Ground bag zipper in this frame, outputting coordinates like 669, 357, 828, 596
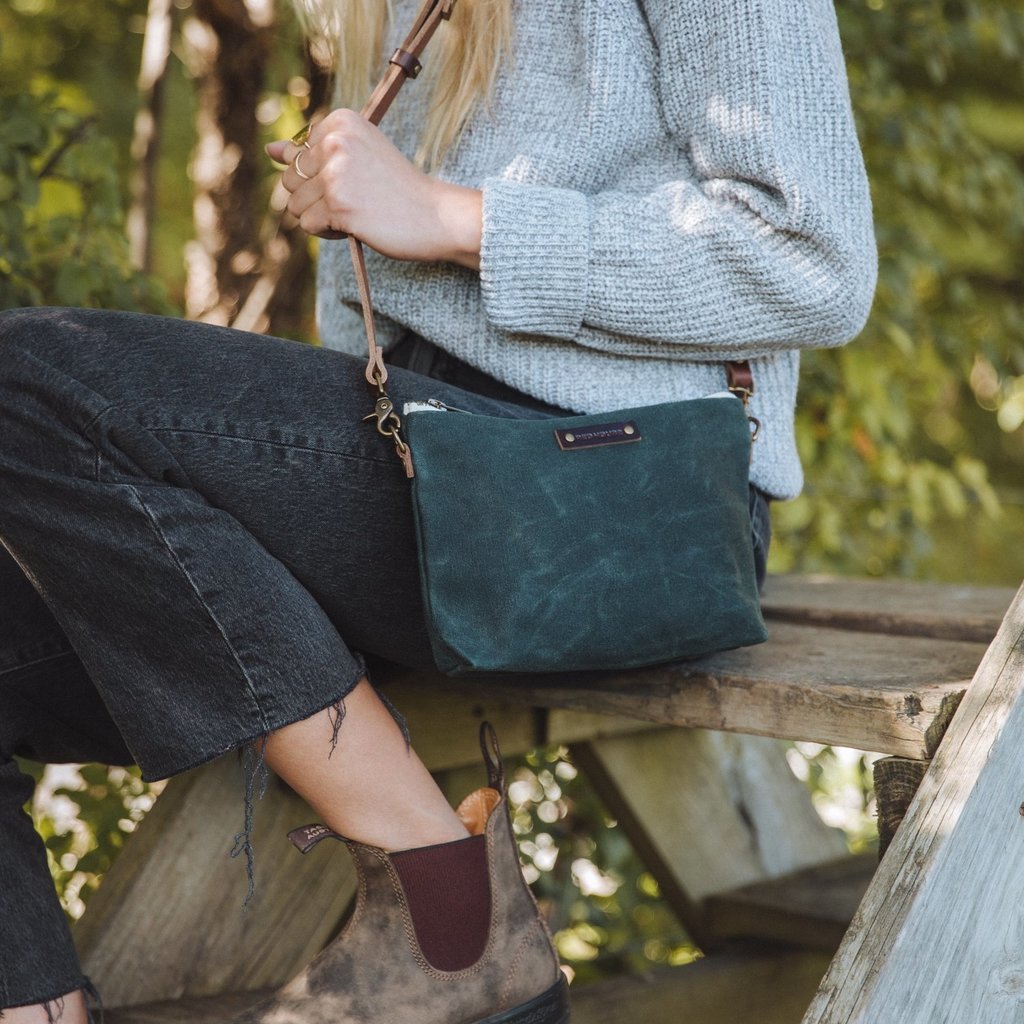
425, 398, 472, 413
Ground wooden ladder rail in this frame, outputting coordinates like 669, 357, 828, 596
802, 581, 1024, 1023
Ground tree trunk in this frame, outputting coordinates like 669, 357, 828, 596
184, 0, 275, 325
127, 0, 175, 273
239, 49, 332, 340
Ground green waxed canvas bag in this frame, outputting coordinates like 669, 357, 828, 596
403, 394, 768, 676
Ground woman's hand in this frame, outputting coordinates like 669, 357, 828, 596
266, 109, 482, 270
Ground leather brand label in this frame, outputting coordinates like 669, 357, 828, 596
555, 421, 642, 451
288, 822, 344, 854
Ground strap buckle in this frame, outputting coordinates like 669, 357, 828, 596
389, 48, 422, 79
726, 360, 760, 443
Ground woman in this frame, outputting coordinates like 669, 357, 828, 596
0, 0, 876, 1021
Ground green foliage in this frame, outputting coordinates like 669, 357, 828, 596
774, 0, 1024, 582
0, 89, 169, 312
508, 748, 699, 981
0, 0, 148, 140
786, 743, 878, 854
508, 741, 875, 980
22, 761, 158, 919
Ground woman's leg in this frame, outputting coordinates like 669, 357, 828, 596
0, 307, 555, 1016
0, 993, 87, 1024
0, 306, 442, 781
263, 680, 467, 850
0, 759, 91, 1024
0, 544, 133, 1022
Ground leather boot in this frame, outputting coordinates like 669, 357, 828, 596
235, 723, 570, 1024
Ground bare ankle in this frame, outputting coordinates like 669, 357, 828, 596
265, 679, 471, 854
2, 989, 88, 1024
369, 808, 470, 853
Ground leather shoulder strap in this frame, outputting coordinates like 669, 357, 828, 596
363, 0, 456, 127
350, 0, 457, 396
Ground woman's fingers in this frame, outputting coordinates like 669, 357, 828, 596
265, 108, 461, 258
294, 195, 342, 238
265, 139, 291, 164
271, 113, 374, 237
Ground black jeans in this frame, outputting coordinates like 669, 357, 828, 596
0, 308, 770, 1009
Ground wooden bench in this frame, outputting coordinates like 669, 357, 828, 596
75, 574, 1022, 1024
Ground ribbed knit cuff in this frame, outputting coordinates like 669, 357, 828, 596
479, 179, 589, 340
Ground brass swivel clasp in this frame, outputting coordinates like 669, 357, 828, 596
363, 394, 402, 438
363, 372, 414, 477
727, 382, 761, 443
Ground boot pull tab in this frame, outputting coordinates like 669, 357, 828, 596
479, 721, 505, 792
288, 823, 345, 854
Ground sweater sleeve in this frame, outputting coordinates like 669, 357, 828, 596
478, 0, 877, 357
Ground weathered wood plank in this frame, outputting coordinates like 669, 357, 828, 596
382, 623, 984, 759
761, 575, 1013, 643
703, 854, 876, 952
75, 756, 356, 1008
105, 990, 269, 1024
873, 756, 929, 857
545, 708, 657, 746
802, 581, 1024, 1024
103, 951, 832, 1024
383, 681, 543, 768
572, 951, 832, 1024
572, 729, 848, 948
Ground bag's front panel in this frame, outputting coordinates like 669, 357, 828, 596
408, 397, 766, 675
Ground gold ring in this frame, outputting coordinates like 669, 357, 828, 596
290, 123, 312, 146
293, 149, 311, 181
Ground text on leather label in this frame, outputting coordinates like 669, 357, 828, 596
554, 421, 642, 451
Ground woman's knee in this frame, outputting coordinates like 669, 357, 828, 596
0, 306, 88, 354
0, 308, 124, 432
0, 308, 85, 405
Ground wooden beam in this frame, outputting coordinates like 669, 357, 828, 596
385, 681, 543, 769
872, 756, 929, 858
802, 582, 1024, 1023
571, 729, 848, 948
572, 950, 832, 1024
382, 623, 983, 759
761, 575, 1013, 643
703, 854, 876, 952
102, 951, 833, 1024
75, 756, 356, 1008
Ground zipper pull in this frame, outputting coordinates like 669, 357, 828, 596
426, 398, 471, 414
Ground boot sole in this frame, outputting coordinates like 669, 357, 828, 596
477, 976, 571, 1024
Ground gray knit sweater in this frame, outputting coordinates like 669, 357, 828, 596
317, 0, 877, 500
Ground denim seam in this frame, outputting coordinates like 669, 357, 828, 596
123, 482, 271, 740
148, 427, 396, 467
79, 403, 118, 439
79, 403, 118, 484
0, 649, 74, 679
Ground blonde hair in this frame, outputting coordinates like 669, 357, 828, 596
291, 0, 513, 172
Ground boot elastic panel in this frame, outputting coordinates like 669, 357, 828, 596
390, 833, 491, 972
